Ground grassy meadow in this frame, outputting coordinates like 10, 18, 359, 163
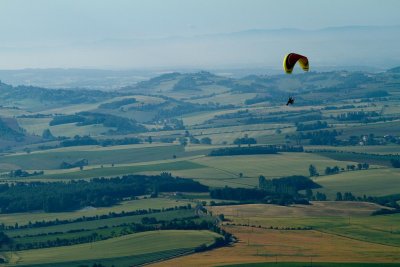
3, 230, 220, 266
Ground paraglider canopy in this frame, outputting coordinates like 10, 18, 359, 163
283, 53, 309, 74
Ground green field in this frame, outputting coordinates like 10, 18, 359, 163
169, 153, 360, 188
17, 118, 113, 137
315, 168, 400, 197
220, 263, 400, 267
6, 209, 194, 238
0, 198, 189, 226
311, 150, 396, 167
180, 108, 240, 126
29, 159, 205, 180
0, 144, 199, 170
3, 230, 220, 266
19, 248, 192, 267
193, 153, 356, 178
188, 92, 257, 106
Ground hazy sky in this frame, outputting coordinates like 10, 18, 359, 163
0, 0, 399, 69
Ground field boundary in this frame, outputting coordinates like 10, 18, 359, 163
315, 228, 400, 248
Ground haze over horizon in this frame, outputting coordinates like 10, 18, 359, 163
1, 0, 400, 69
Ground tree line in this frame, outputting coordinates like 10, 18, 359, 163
0, 174, 208, 213
290, 130, 341, 145
334, 111, 380, 122
210, 175, 321, 205
209, 144, 303, 156
296, 121, 329, 132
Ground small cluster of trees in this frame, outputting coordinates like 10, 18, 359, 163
296, 121, 329, 131
324, 166, 340, 175
309, 162, 370, 177
210, 187, 267, 201
314, 191, 327, 201
334, 111, 380, 122
290, 130, 341, 145
189, 136, 212, 145
7, 169, 43, 178
347, 163, 369, 171
233, 135, 257, 146
326, 163, 369, 175
335, 192, 356, 201
176, 131, 213, 146
391, 159, 400, 168
159, 118, 185, 131
59, 159, 88, 169
258, 175, 321, 195
60, 135, 98, 147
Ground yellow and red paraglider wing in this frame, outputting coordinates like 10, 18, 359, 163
283, 53, 309, 74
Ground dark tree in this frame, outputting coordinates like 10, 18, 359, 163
233, 136, 257, 146
179, 137, 188, 146
357, 163, 363, 170
325, 167, 332, 175
315, 192, 327, 201
391, 159, 400, 168
200, 137, 212, 145
42, 129, 55, 139
309, 164, 319, 177
0, 232, 11, 248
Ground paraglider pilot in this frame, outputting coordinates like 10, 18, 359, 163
286, 96, 295, 106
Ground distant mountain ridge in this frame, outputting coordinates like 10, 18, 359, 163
0, 81, 120, 108
1, 25, 399, 70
